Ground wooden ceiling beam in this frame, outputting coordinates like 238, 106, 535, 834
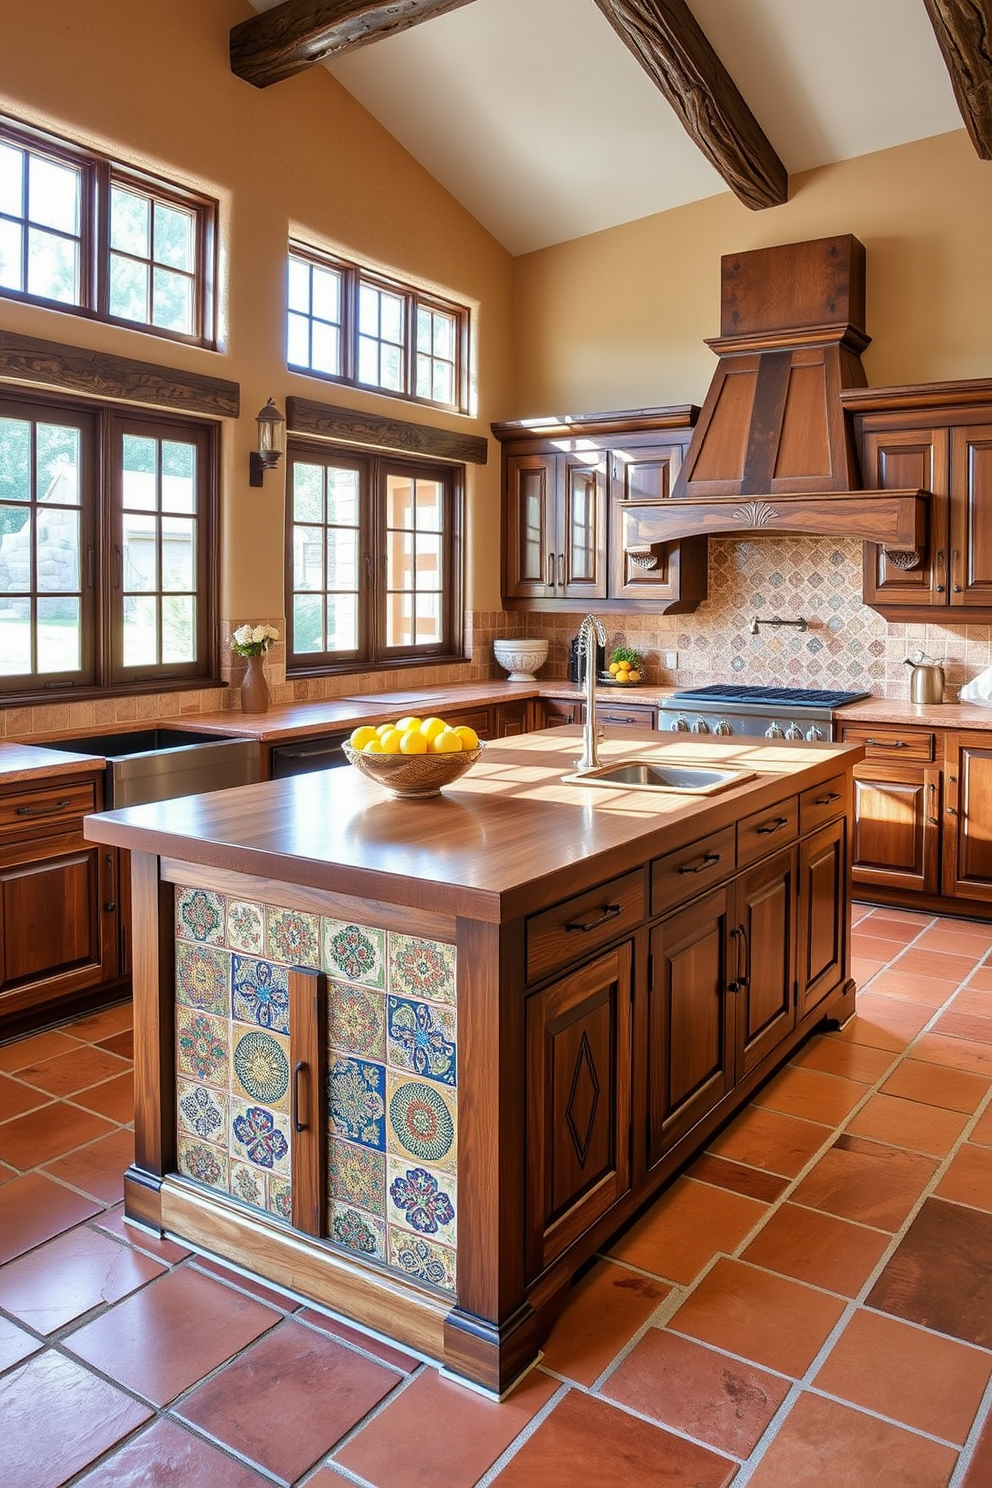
593, 0, 788, 210
922, 0, 992, 159
231, 0, 478, 89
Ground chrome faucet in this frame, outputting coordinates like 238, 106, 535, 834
749, 614, 808, 635
576, 613, 607, 772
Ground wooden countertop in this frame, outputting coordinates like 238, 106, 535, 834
834, 698, 992, 731
0, 742, 106, 785
85, 729, 862, 923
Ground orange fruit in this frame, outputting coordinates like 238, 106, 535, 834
399, 730, 429, 754
627, 669, 641, 683
431, 729, 463, 753
453, 724, 479, 750
350, 725, 378, 749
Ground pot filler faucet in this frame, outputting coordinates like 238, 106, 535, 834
576, 613, 608, 773
749, 614, 809, 635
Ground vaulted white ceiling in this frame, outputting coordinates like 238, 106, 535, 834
250, 0, 964, 255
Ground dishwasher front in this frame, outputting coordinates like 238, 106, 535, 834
269, 733, 353, 778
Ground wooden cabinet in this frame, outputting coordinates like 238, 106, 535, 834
608, 442, 707, 609
428, 699, 532, 742
842, 725, 942, 899
735, 847, 797, 1076
595, 698, 657, 730
943, 732, 992, 904
797, 817, 848, 1019
534, 698, 582, 730
502, 448, 608, 605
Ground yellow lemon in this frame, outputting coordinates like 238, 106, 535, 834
399, 729, 429, 754
431, 729, 463, 753
396, 716, 422, 732
453, 724, 479, 750
609, 661, 620, 674
419, 716, 448, 742
362, 738, 386, 753
379, 728, 403, 754
376, 722, 396, 737
350, 725, 378, 750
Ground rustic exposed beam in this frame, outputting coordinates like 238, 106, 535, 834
592, 0, 788, 210
287, 396, 488, 464
231, 0, 478, 88
922, 0, 992, 159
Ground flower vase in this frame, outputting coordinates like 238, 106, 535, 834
241, 653, 270, 714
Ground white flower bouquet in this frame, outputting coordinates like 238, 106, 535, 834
230, 623, 279, 658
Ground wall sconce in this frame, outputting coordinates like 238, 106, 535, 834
249, 399, 285, 486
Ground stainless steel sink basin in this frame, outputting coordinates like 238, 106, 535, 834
563, 759, 754, 794
32, 729, 261, 808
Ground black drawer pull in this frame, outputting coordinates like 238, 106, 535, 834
565, 902, 622, 933
14, 798, 71, 817
678, 852, 722, 875
865, 738, 907, 748
292, 1061, 308, 1133
756, 816, 789, 835
813, 792, 842, 806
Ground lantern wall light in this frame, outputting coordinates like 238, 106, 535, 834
249, 399, 285, 486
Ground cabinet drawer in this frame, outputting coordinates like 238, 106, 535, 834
650, 825, 736, 917
0, 780, 96, 838
737, 796, 798, 868
596, 702, 656, 729
526, 869, 645, 983
840, 726, 935, 763
800, 774, 850, 835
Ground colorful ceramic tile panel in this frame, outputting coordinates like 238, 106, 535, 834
329, 1201, 386, 1262
231, 955, 290, 1034
388, 933, 455, 1004
386, 1073, 456, 1174
323, 919, 386, 990
232, 1027, 291, 1111
230, 1099, 291, 1177
226, 899, 265, 955
266, 906, 320, 969
329, 981, 386, 1061
386, 1155, 457, 1247
329, 1056, 387, 1150
176, 942, 231, 1015
177, 1079, 228, 1145
230, 1160, 266, 1209
387, 1225, 457, 1293
268, 1175, 293, 1223
177, 1135, 229, 1192
329, 1138, 386, 1218
176, 885, 226, 945
386, 996, 456, 1086
176, 1007, 229, 1088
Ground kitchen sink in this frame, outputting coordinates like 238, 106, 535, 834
32, 728, 261, 808
563, 760, 754, 794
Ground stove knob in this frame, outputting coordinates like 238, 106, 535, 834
805, 724, 825, 742
670, 715, 691, 732
692, 718, 710, 734
784, 722, 804, 741
715, 719, 733, 736
765, 721, 784, 739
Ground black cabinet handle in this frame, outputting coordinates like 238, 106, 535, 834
813, 792, 842, 806
292, 1061, 308, 1134
678, 852, 721, 875
103, 851, 116, 914
15, 799, 70, 816
756, 816, 789, 835
566, 903, 621, 933
728, 926, 741, 992
738, 921, 750, 989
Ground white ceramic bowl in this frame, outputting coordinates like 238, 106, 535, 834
493, 637, 549, 681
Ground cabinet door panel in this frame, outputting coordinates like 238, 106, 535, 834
943, 734, 992, 902
608, 443, 700, 604
504, 454, 553, 599
852, 767, 939, 893
798, 819, 847, 1019
0, 835, 109, 1001
861, 426, 949, 604
735, 848, 796, 1077
560, 453, 607, 600
950, 426, 992, 606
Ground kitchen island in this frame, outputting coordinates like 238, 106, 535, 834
85, 727, 862, 1393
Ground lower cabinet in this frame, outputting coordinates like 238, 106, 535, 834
797, 817, 848, 1018
943, 731, 992, 904
534, 699, 582, 730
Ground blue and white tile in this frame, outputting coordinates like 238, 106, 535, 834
387, 1225, 456, 1294
230, 1098, 291, 1177
388, 933, 455, 1005
176, 941, 231, 1015
386, 1072, 456, 1175
322, 919, 386, 990
176, 886, 226, 945
177, 1078, 228, 1145
232, 954, 290, 1034
328, 1201, 386, 1262
227, 899, 264, 956
328, 1055, 386, 1151
266, 906, 320, 968
386, 995, 456, 1086
386, 1154, 457, 1248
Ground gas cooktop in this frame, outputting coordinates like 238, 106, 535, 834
671, 685, 871, 709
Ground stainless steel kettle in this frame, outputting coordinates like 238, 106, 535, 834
905, 652, 945, 704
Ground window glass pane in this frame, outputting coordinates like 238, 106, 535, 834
312, 265, 340, 322
37, 424, 80, 504
414, 479, 442, 531
0, 597, 31, 673
326, 468, 358, 525
416, 533, 442, 589
28, 155, 79, 234
110, 186, 149, 255
387, 476, 414, 530
154, 201, 194, 271
311, 320, 339, 375
162, 516, 194, 590
415, 592, 440, 644
293, 593, 323, 653
386, 592, 413, 648
123, 513, 158, 591
37, 595, 80, 671
415, 352, 432, 401
122, 435, 158, 510
0, 218, 23, 291
0, 143, 23, 215
327, 594, 357, 652
0, 419, 31, 503
358, 283, 379, 334
109, 253, 148, 321
293, 465, 324, 524
433, 313, 454, 359
152, 266, 192, 333
287, 257, 310, 313
123, 594, 157, 665
416, 306, 432, 352
27, 228, 78, 303
287, 312, 310, 367
162, 441, 196, 513
36, 505, 79, 592
381, 342, 403, 391
357, 336, 378, 385
0, 507, 31, 591
380, 290, 403, 344
327, 528, 358, 589
433, 362, 453, 404
293, 526, 324, 590
163, 594, 194, 662
387, 530, 413, 591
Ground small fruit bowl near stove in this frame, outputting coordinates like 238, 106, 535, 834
342, 741, 485, 798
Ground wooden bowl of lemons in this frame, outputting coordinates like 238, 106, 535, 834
343, 716, 485, 798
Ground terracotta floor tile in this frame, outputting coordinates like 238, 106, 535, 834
835, 992, 933, 1050
490, 1390, 736, 1488
93, 1204, 192, 1263
65, 1265, 280, 1406
881, 1057, 990, 1113
867, 1197, 992, 1349
42, 1127, 133, 1204
607, 1176, 767, 1283
861, 906, 935, 929
66, 1003, 133, 1041
297, 1307, 420, 1372
177, 1317, 402, 1484
706, 1104, 831, 1177
97, 1028, 134, 1059
0, 1349, 152, 1488
0, 1223, 164, 1333
751, 1064, 865, 1126
190, 1254, 301, 1312
539, 1260, 670, 1386
71, 1071, 134, 1123
667, 1257, 846, 1377
603, 1327, 790, 1458
965, 965, 992, 992
0, 1158, 17, 1184
813, 1307, 991, 1444
970, 1103, 992, 1146
0, 1314, 42, 1374
746, 1391, 957, 1488
915, 924, 992, 957
789, 1134, 938, 1231
335, 1366, 560, 1488
73, 1417, 272, 1487
851, 933, 909, 963
937, 1143, 992, 1212
934, 1008, 992, 1043
0, 1100, 116, 1169
846, 1091, 969, 1156
892, 946, 979, 983
15, 1043, 130, 1098
913, 1032, 992, 1077
0, 1073, 52, 1123
961, 1410, 992, 1488
687, 1152, 789, 1203
0, 1172, 101, 1263
789, 1034, 895, 1084
741, 1202, 890, 1296
868, 968, 961, 1007
854, 914, 926, 944
851, 955, 887, 985
0, 1029, 83, 1073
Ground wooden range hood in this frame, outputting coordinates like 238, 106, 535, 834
622, 235, 928, 571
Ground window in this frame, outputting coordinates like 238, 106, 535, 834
0, 114, 216, 345
286, 442, 463, 673
0, 389, 218, 697
287, 243, 468, 412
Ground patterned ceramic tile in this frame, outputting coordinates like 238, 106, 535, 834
329, 1137, 386, 1218
232, 1026, 291, 1112
387, 1225, 456, 1293
176, 886, 226, 945
177, 1135, 229, 1192
176, 1008, 229, 1088
323, 919, 386, 990
329, 1056, 386, 1151
226, 899, 264, 956
386, 1155, 456, 1246
266, 906, 320, 969
329, 1200, 386, 1262
232, 955, 290, 1034
177, 1079, 228, 1145
329, 982, 386, 1061
176, 942, 231, 1015
386, 1073, 457, 1174
387, 996, 456, 1086
268, 1175, 293, 1223
230, 1160, 266, 1209
388, 934, 456, 1005
230, 1099, 291, 1177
